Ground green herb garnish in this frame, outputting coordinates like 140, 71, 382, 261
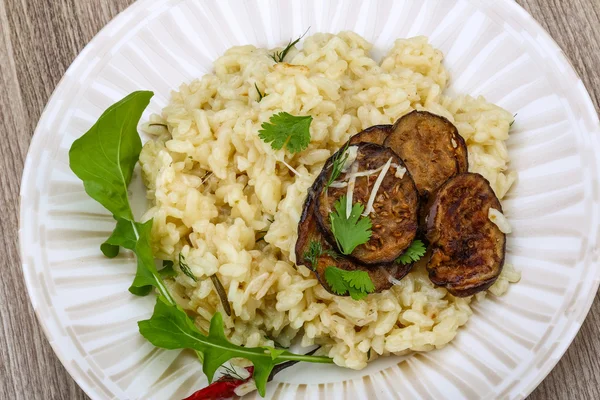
325, 142, 350, 190
303, 240, 323, 267
396, 240, 426, 265
270, 28, 309, 63
210, 275, 232, 317
324, 266, 375, 300
69, 91, 170, 298
178, 253, 197, 281
159, 260, 177, 278
255, 230, 268, 243
138, 298, 330, 395
255, 83, 265, 102
329, 196, 372, 255
69, 91, 333, 397
258, 112, 312, 153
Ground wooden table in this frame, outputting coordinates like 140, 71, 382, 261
1, 0, 599, 399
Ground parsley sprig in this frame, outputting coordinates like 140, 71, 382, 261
258, 112, 312, 153
396, 240, 426, 265
329, 196, 372, 255
324, 266, 375, 300
270, 28, 309, 63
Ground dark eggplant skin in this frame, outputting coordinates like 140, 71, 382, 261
425, 173, 505, 297
384, 110, 468, 204
295, 182, 412, 295
314, 143, 419, 265
348, 124, 392, 146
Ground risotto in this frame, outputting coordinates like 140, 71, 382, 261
138, 32, 520, 370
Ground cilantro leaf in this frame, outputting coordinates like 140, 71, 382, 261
258, 112, 312, 153
344, 269, 375, 293
324, 267, 374, 300
329, 196, 372, 255
324, 266, 348, 295
139, 297, 333, 396
396, 240, 427, 265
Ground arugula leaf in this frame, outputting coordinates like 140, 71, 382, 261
139, 297, 333, 396
270, 28, 309, 63
396, 240, 426, 265
129, 219, 171, 298
159, 260, 177, 279
258, 112, 312, 153
324, 267, 374, 300
178, 253, 197, 281
69, 91, 152, 220
325, 142, 350, 190
303, 240, 323, 268
329, 196, 372, 255
68, 90, 173, 302
70, 91, 334, 398
101, 217, 137, 257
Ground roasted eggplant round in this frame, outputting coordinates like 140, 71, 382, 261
425, 173, 505, 297
295, 190, 412, 295
315, 143, 419, 264
349, 124, 392, 146
384, 110, 468, 201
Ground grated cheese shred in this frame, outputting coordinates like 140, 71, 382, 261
362, 157, 393, 216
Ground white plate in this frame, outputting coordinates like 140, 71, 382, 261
19, 0, 600, 399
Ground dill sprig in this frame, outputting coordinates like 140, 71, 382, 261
270, 28, 310, 63
325, 142, 350, 190
178, 253, 197, 282
255, 83, 265, 102
220, 364, 247, 381
303, 240, 323, 268
510, 113, 518, 128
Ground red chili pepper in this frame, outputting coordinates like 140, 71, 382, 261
183, 348, 319, 400
183, 367, 254, 400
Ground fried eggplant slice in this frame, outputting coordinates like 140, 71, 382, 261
315, 143, 419, 264
295, 190, 411, 295
349, 124, 392, 146
384, 110, 468, 201
425, 173, 505, 297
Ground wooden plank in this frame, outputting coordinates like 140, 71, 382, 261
0, 0, 598, 399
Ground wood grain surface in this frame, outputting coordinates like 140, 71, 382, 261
1, 0, 599, 399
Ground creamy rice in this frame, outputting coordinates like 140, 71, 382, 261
139, 32, 519, 369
